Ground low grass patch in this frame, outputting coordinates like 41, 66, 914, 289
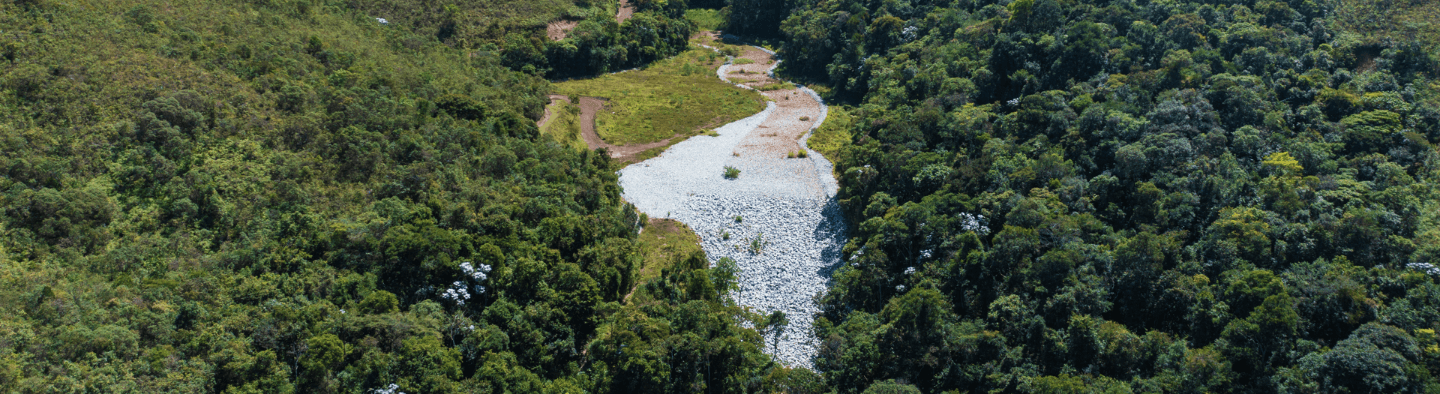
808, 105, 854, 160
556, 48, 765, 145
757, 82, 795, 91
685, 8, 727, 31
635, 219, 704, 287
539, 99, 586, 150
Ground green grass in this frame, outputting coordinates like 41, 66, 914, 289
539, 98, 586, 150
635, 219, 704, 287
685, 8, 727, 31
808, 105, 854, 160
757, 82, 796, 91
556, 48, 765, 145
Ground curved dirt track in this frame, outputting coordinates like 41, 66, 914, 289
537, 95, 679, 162
618, 41, 843, 368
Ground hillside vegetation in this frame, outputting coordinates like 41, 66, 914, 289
744, 0, 1440, 391
0, 0, 806, 392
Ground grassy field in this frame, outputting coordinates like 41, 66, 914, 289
685, 8, 727, 31
540, 98, 586, 150
634, 219, 704, 288
555, 47, 765, 145
807, 105, 854, 160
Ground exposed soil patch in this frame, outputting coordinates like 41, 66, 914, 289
616, 0, 635, 24
735, 89, 820, 157
727, 46, 780, 88
547, 20, 578, 41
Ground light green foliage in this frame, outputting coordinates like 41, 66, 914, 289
635, 219, 702, 288
757, 82, 797, 91
724, 165, 742, 179
556, 48, 765, 145
539, 98, 586, 150
685, 8, 727, 31
0, 0, 793, 392
808, 105, 854, 160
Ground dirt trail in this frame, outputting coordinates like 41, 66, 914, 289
728, 48, 823, 158
578, 97, 676, 160
544, 33, 821, 163
539, 94, 676, 162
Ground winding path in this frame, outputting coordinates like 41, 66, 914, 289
617, 39, 845, 368
539, 95, 682, 162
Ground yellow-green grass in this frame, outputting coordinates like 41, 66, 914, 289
555, 48, 765, 145
540, 99, 586, 150
808, 105, 854, 161
685, 8, 727, 31
757, 82, 796, 91
635, 219, 704, 288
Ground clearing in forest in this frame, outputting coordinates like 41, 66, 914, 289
553, 47, 765, 151
538, 94, 586, 150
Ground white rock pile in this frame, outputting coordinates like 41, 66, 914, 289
618, 46, 846, 368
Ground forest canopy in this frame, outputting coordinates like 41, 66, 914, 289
4, 0, 1440, 392
738, 0, 1440, 391
0, 0, 805, 392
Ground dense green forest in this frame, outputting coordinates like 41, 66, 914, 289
5, 0, 1440, 392
750, 0, 1440, 392
0, 0, 811, 392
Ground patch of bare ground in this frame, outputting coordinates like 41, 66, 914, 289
727, 48, 821, 158
546, 20, 578, 41
616, 0, 635, 24
727, 46, 780, 88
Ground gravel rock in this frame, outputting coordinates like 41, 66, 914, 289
618, 46, 846, 368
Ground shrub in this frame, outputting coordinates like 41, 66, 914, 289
724, 166, 741, 179
749, 233, 766, 253
797, 149, 808, 158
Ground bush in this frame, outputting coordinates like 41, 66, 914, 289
724, 166, 741, 179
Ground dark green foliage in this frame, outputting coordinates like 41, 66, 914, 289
773, 0, 1440, 392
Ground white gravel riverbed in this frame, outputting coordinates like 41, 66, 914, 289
618, 47, 846, 368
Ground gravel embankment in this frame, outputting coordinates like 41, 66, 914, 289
619, 44, 845, 368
